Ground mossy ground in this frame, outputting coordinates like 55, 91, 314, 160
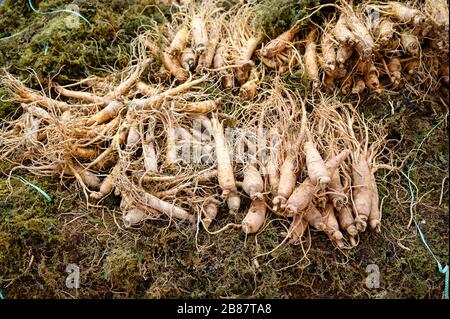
0, 0, 448, 299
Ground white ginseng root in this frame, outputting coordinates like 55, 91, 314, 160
304, 140, 330, 188
242, 198, 267, 234
243, 164, 264, 200
284, 178, 317, 217
287, 214, 309, 244
211, 116, 240, 213
323, 204, 344, 248
272, 153, 297, 211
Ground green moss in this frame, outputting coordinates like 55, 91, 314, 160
0, 0, 169, 85
0, 88, 20, 120
0, 176, 63, 296
254, 0, 320, 36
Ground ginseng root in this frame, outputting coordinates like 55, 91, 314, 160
337, 205, 358, 237
336, 44, 354, 67
86, 100, 123, 126
325, 149, 350, 178
387, 57, 401, 86
387, 2, 426, 26
365, 62, 382, 93
260, 27, 299, 58
213, 44, 234, 90
169, 27, 190, 57
243, 164, 264, 200
343, 10, 374, 60
376, 19, 395, 44
304, 203, 326, 231
162, 52, 189, 82
285, 178, 316, 216
304, 29, 320, 89
288, 215, 309, 244
242, 198, 266, 234
235, 36, 262, 84
90, 173, 115, 200
333, 14, 356, 45
352, 157, 372, 232
196, 22, 221, 72
327, 169, 347, 210
323, 204, 344, 247
192, 15, 209, 53
202, 197, 219, 229
123, 208, 147, 228
272, 153, 297, 211
368, 171, 381, 233
321, 33, 337, 74
142, 190, 195, 222
180, 48, 197, 71
400, 33, 420, 55
211, 116, 240, 213
304, 140, 330, 188
239, 71, 259, 100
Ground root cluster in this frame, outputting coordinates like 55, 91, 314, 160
1, 0, 444, 252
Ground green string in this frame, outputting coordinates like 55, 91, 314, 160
413, 219, 449, 299
0, 27, 28, 42
12, 174, 52, 203
0, 0, 92, 42
0, 291, 4, 299
406, 116, 449, 299
28, 0, 92, 27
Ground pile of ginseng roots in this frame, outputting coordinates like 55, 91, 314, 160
1, 0, 446, 250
